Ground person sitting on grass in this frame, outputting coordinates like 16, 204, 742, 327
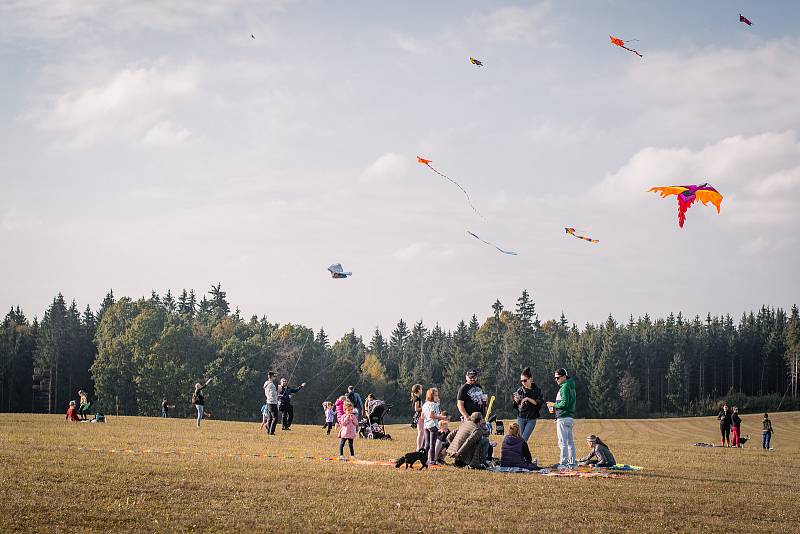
500, 422, 539, 470
338, 401, 358, 459
579, 435, 616, 468
78, 390, 93, 420
446, 412, 487, 469
66, 400, 81, 422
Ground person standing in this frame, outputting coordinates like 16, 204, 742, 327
192, 378, 213, 428
456, 369, 486, 421
731, 406, 742, 448
421, 388, 447, 466
277, 378, 306, 431
346, 385, 364, 416
513, 367, 543, 442
411, 384, 425, 450
338, 401, 358, 459
718, 403, 732, 447
263, 372, 279, 435
547, 368, 576, 468
161, 399, 175, 418
762, 413, 774, 450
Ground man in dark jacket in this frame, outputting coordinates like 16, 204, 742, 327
278, 378, 305, 430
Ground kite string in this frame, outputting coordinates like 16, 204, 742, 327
426, 164, 485, 219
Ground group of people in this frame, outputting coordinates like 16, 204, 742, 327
718, 403, 776, 450
65, 389, 103, 423
261, 372, 307, 434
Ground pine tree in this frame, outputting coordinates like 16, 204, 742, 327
316, 327, 330, 350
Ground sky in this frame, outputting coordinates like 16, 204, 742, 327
1, 0, 799, 339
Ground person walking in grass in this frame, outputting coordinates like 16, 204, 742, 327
411, 384, 425, 450
718, 403, 732, 447
421, 388, 448, 466
731, 406, 742, 448
192, 378, 213, 428
322, 402, 336, 435
263, 372, 279, 435
513, 367, 543, 442
547, 368, 576, 468
762, 413, 774, 450
338, 401, 358, 459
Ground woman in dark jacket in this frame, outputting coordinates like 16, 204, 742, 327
718, 403, 732, 447
500, 422, 538, 470
512, 367, 543, 442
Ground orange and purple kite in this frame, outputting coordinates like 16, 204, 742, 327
739, 14, 752, 26
610, 35, 642, 58
417, 156, 484, 218
649, 183, 723, 228
565, 228, 599, 243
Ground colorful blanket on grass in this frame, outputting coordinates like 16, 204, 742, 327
488, 465, 640, 478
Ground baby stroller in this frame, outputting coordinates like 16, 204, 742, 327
359, 404, 392, 440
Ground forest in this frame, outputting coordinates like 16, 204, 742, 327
2, 284, 799, 424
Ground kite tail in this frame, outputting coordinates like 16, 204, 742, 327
677, 197, 693, 228
622, 45, 643, 58
427, 164, 485, 219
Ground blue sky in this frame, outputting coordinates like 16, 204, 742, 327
1, 1, 799, 338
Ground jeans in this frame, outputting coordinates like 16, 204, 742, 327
762, 430, 772, 449
480, 437, 491, 464
556, 417, 575, 466
195, 405, 204, 427
280, 403, 294, 429
517, 417, 538, 441
266, 403, 279, 434
425, 427, 439, 464
162, 411, 167, 418
339, 438, 355, 456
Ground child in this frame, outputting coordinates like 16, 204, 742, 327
435, 411, 452, 463
338, 401, 358, 459
260, 403, 270, 432
323, 402, 336, 435
731, 406, 742, 447
422, 387, 448, 466
762, 413, 774, 450
66, 400, 80, 422
499, 422, 538, 470
78, 390, 93, 420
335, 395, 346, 420
579, 435, 616, 468
161, 399, 175, 418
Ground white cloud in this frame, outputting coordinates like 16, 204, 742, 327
361, 152, 407, 182
393, 242, 428, 262
141, 120, 191, 147
31, 62, 197, 148
392, 34, 428, 55
474, 3, 553, 43
590, 131, 800, 226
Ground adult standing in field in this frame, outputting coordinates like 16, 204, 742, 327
411, 384, 425, 450
718, 403, 732, 447
547, 368, 576, 468
762, 413, 774, 450
192, 378, 213, 428
346, 385, 364, 416
456, 369, 487, 421
161, 399, 175, 418
277, 377, 306, 431
263, 372, 279, 435
512, 367, 543, 442
731, 406, 742, 447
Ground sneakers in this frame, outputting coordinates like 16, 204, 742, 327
338, 456, 346, 460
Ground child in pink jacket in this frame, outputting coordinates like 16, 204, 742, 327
338, 401, 358, 459
335, 395, 346, 418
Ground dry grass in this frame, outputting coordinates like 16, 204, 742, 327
1, 412, 798, 533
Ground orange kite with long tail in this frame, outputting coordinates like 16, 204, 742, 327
649, 183, 723, 228
610, 35, 642, 58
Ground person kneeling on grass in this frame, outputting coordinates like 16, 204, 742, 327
579, 435, 616, 468
500, 422, 539, 470
66, 400, 81, 422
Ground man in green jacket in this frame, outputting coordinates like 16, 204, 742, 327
548, 368, 576, 468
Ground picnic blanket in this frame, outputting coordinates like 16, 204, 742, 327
487, 465, 637, 478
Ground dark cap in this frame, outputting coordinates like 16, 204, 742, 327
466, 369, 478, 377
554, 368, 568, 378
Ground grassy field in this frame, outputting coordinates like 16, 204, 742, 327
1, 412, 798, 533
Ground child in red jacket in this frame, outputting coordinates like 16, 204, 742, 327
66, 400, 80, 422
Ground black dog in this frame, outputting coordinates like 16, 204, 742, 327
395, 448, 428, 469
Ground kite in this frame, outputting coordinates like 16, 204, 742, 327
467, 231, 517, 255
739, 14, 752, 26
327, 263, 352, 279
609, 35, 642, 58
648, 183, 723, 228
251, 34, 255, 39
417, 156, 484, 219
469, 57, 483, 67
565, 228, 599, 243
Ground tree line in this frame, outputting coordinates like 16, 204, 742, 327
2, 285, 799, 423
